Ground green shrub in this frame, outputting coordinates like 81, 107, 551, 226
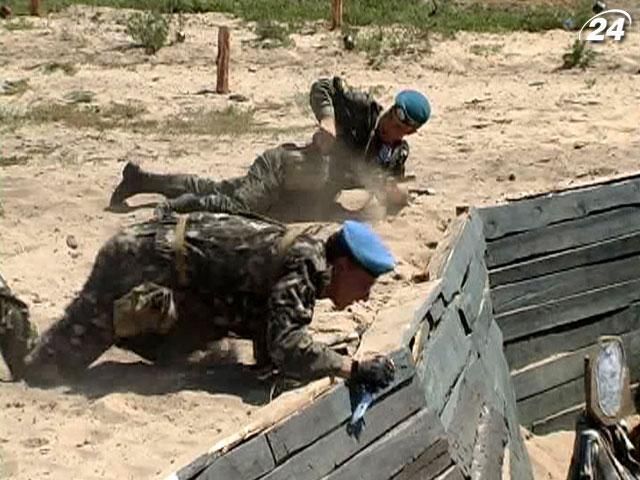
126, 10, 169, 54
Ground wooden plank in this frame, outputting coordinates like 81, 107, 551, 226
391, 440, 452, 480
470, 406, 508, 480
530, 404, 584, 435
428, 295, 446, 327
428, 210, 485, 302
492, 254, 640, 314
196, 435, 274, 480
267, 347, 414, 464
497, 277, 640, 342
486, 206, 640, 268
417, 307, 472, 415
512, 327, 640, 401
261, 376, 426, 480
470, 290, 494, 356
215, 27, 230, 94
517, 377, 584, 427
478, 175, 640, 241
458, 254, 488, 327
504, 303, 640, 371
489, 231, 640, 287
434, 465, 465, 480
322, 408, 447, 480
440, 357, 488, 476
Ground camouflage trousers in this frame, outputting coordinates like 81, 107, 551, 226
144, 144, 340, 217
12, 232, 224, 386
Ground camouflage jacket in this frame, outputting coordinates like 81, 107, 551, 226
0, 273, 35, 378
310, 76, 410, 184
138, 212, 344, 381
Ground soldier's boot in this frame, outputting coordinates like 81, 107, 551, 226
0, 305, 38, 381
109, 161, 146, 206
110, 162, 219, 207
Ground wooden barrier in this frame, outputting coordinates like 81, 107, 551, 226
164, 208, 533, 479
479, 172, 640, 432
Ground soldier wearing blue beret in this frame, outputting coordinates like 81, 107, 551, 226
109, 77, 431, 221
0, 213, 396, 392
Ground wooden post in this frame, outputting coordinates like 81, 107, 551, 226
216, 26, 230, 94
331, 0, 343, 30
29, 0, 41, 16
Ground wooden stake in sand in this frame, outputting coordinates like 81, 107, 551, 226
216, 26, 230, 94
29, 0, 40, 16
331, 0, 343, 30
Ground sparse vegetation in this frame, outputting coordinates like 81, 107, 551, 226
2, 0, 593, 35
0, 79, 29, 96
254, 20, 294, 48
126, 10, 169, 54
0, 102, 295, 137
561, 40, 597, 70
42, 61, 79, 75
470, 43, 504, 56
349, 26, 430, 68
3, 17, 35, 30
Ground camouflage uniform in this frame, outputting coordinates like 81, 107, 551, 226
1, 213, 345, 385
0, 273, 37, 379
110, 76, 410, 217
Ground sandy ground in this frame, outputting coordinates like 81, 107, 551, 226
0, 4, 639, 479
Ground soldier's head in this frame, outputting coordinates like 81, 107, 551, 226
377, 90, 431, 144
324, 221, 395, 310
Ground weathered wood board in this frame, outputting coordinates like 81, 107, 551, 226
417, 307, 472, 415
428, 210, 486, 302
512, 327, 640, 401
517, 377, 585, 426
486, 206, 640, 268
470, 405, 508, 480
497, 277, 640, 342
391, 440, 451, 480
478, 174, 640, 241
267, 347, 414, 464
504, 303, 640, 371
196, 435, 274, 480
492, 253, 640, 314
261, 376, 426, 480
322, 408, 447, 480
489, 231, 640, 287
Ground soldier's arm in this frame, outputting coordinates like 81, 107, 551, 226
266, 262, 352, 381
309, 76, 374, 124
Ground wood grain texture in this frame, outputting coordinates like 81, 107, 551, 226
322, 408, 447, 480
478, 175, 640, 241
261, 377, 426, 480
492, 254, 640, 314
196, 435, 274, 480
486, 206, 640, 268
489, 231, 640, 287
391, 440, 452, 480
497, 277, 640, 342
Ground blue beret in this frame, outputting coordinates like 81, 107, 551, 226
394, 90, 431, 127
340, 220, 396, 277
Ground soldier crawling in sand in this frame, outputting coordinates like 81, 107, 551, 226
0, 212, 397, 392
108, 76, 431, 220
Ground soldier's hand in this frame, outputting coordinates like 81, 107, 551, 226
351, 354, 396, 391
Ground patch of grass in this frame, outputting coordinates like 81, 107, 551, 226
0, 155, 29, 167
3, 17, 35, 30
351, 26, 430, 68
126, 10, 169, 54
254, 20, 294, 48
164, 106, 258, 136
42, 61, 79, 75
469, 43, 503, 56
561, 40, 596, 70
0, 79, 29, 96
2, 0, 593, 35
